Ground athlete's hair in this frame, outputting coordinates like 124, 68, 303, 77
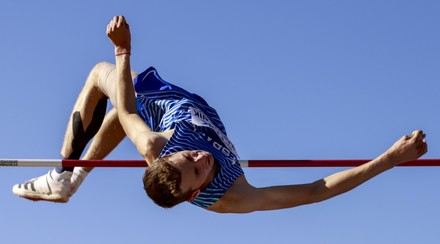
143, 157, 192, 208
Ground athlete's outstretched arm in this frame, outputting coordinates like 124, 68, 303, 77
106, 16, 167, 164
209, 130, 427, 213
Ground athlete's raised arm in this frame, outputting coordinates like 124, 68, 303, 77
209, 130, 427, 213
106, 16, 167, 164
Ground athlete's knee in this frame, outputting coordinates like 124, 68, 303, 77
94, 61, 114, 73
82, 62, 107, 88
92, 62, 114, 84
88, 62, 116, 96
93, 61, 137, 83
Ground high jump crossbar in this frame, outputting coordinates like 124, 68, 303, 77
0, 159, 440, 167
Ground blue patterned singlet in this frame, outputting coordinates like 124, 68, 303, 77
134, 67, 244, 208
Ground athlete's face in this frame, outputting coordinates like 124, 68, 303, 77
165, 150, 216, 200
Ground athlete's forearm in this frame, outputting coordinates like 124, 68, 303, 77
230, 155, 394, 212
113, 48, 142, 138
311, 153, 394, 203
114, 52, 156, 142
310, 131, 427, 203
114, 53, 137, 115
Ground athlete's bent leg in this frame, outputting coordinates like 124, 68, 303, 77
67, 63, 135, 197
12, 62, 135, 203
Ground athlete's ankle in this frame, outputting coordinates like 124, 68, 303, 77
55, 167, 74, 173
51, 169, 73, 181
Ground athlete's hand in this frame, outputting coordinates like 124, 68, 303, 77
106, 16, 131, 54
384, 130, 428, 166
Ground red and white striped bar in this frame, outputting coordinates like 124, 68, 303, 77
1, 159, 440, 167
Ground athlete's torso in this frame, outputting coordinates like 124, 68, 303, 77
133, 67, 244, 208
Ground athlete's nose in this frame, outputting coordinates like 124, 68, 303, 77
193, 151, 208, 166
190, 151, 199, 158
195, 152, 203, 163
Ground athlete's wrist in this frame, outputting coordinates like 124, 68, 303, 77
114, 46, 131, 56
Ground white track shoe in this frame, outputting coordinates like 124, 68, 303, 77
12, 169, 73, 203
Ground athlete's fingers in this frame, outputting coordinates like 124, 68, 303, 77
108, 16, 122, 34
108, 19, 114, 32
111, 16, 118, 30
106, 23, 111, 35
115, 16, 121, 28
115, 16, 126, 28
121, 16, 127, 26
411, 130, 424, 141
419, 141, 428, 155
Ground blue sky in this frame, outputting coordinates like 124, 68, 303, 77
0, 1, 439, 243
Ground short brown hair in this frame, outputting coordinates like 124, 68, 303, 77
143, 157, 192, 208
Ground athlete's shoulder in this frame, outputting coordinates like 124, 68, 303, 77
205, 175, 252, 213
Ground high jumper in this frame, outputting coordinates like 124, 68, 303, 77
12, 16, 428, 213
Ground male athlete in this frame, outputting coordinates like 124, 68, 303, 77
13, 16, 428, 213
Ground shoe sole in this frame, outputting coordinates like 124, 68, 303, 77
12, 185, 69, 203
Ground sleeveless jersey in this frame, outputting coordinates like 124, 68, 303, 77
134, 67, 244, 208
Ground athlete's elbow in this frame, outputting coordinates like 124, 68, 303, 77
140, 135, 168, 163
308, 179, 333, 204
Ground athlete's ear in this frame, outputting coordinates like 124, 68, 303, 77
188, 189, 201, 202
